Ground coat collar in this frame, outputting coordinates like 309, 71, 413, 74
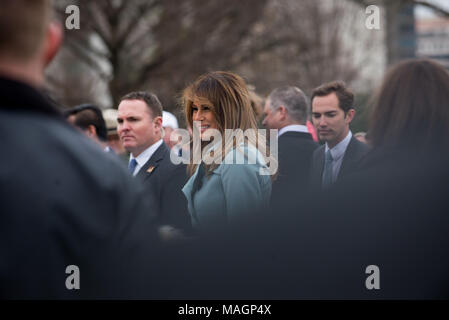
0, 76, 60, 117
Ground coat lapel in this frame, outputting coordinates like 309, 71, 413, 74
338, 136, 362, 179
136, 143, 167, 181
315, 146, 325, 187
182, 164, 202, 222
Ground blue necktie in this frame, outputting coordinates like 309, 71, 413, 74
128, 159, 138, 175
322, 150, 333, 188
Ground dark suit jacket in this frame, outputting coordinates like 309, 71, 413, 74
270, 131, 318, 209
0, 76, 158, 299
310, 135, 370, 190
136, 143, 449, 299
136, 142, 191, 230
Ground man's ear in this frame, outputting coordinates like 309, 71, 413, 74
154, 116, 163, 129
278, 106, 287, 121
85, 125, 97, 139
43, 21, 63, 66
345, 109, 355, 124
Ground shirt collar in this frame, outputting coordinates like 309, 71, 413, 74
278, 124, 309, 137
325, 131, 352, 160
130, 139, 163, 167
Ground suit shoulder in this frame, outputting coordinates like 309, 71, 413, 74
160, 155, 187, 180
312, 144, 325, 157
304, 139, 319, 151
349, 137, 371, 156
159, 152, 185, 170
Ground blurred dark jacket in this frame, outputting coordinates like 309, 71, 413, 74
270, 131, 318, 210
135, 142, 449, 299
0, 76, 159, 299
135, 142, 191, 231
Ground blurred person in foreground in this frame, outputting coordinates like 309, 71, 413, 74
181, 71, 274, 232
354, 131, 368, 144
0, 0, 158, 299
147, 59, 449, 299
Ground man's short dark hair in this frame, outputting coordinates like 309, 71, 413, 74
311, 81, 354, 113
120, 91, 163, 118
64, 104, 108, 142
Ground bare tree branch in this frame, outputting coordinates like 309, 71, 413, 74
114, 0, 160, 51
64, 39, 109, 80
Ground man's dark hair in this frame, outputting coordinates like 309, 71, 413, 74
311, 81, 354, 113
64, 104, 108, 142
120, 91, 163, 118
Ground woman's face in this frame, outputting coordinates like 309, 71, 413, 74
192, 99, 219, 141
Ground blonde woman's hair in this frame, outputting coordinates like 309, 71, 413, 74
182, 71, 274, 177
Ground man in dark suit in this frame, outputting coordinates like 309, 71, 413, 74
263, 86, 318, 210
310, 81, 370, 189
0, 0, 158, 298
117, 92, 190, 232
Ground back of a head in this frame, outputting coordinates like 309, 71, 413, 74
0, 0, 50, 62
268, 86, 309, 124
369, 59, 449, 148
65, 104, 108, 142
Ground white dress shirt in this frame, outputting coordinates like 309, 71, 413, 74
324, 131, 352, 183
129, 139, 163, 176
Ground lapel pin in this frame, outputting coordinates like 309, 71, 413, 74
147, 166, 155, 173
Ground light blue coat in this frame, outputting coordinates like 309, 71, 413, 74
182, 145, 272, 230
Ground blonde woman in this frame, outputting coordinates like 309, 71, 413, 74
182, 71, 274, 231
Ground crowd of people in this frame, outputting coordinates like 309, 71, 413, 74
1, 0, 449, 299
